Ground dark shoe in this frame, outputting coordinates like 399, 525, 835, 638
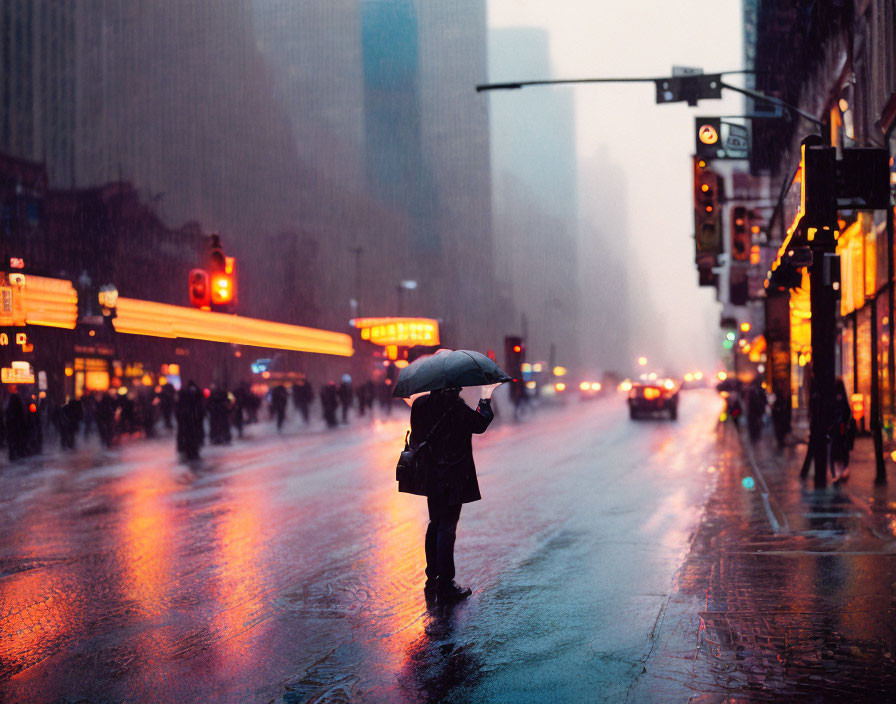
438, 581, 472, 602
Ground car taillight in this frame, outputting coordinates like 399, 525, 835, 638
643, 388, 660, 400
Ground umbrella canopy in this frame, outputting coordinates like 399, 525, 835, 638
392, 349, 512, 398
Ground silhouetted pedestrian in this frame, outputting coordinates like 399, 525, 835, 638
771, 392, 790, 449
407, 383, 498, 602
292, 378, 313, 424
25, 396, 42, 455
830, 378, 856, 482
60, 397, 82, 450
82, 393, 97, 438
207, 387, 232, 444
321, 381, 339, 428
271, 384, 288, 432
379, 380, 394, 416
747, 379, 767, 442
338, 374, 353, 423
96, 393, 117, 448
176, 381, 205, 460
5, 391, 26, 461
138, 390, 156, 438
361, 379, 376, 415
159, 383, 176, 430
232, 389, 245, 438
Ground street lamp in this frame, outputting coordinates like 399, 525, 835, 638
397, 280, 417, 316
98, 284, 118, 319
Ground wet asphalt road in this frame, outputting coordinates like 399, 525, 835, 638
0, 391, 723, 703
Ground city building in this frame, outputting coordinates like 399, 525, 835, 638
488, 26, 582, 370
732, 0, 896, 458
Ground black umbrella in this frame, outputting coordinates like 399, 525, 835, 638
392, 349, 512, 398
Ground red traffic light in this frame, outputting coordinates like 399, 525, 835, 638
189, 269, 210, 308
210, 272, 234, 305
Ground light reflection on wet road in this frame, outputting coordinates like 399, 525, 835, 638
0, 391, 722, 703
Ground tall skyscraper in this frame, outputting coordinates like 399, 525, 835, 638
251, 0, 365, 191
0, 2, 77, 186
1, 1, 501, 349
488, 27, 581, 368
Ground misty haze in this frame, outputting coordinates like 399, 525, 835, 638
2, 1, 896, 702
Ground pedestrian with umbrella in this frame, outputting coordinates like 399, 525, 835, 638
394, 349, 511, 602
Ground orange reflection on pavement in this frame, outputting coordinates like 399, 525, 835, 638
213, 483, 269, 676
0, 503, 78, 680
362, 440, 428, 674
120, 464, 175, 618
0, 565, 78, 678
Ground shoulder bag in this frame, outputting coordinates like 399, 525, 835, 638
396, 407, 451, 496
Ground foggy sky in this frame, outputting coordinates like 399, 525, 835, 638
487, 0, 745, 375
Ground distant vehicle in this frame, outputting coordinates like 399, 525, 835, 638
681, 371, 708, 389
628, 378, 680, 420
578, 380, 602, 399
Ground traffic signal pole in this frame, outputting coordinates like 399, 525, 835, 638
807, 235, 837, 488
801, 139, 838, 488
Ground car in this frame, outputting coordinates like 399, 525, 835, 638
628, 378, 680, 420
578, 380, 602, 399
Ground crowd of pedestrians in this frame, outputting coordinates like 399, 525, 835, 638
0, 374, 399, 463
720, 374, 857, 483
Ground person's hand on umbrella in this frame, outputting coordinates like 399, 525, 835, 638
480, 382, 504, 400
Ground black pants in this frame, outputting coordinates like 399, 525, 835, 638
425, 499, 462, 583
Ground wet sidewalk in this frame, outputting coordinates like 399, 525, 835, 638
631, 424, 896, 702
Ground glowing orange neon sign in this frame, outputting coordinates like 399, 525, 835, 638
17, 275, 78, 329
350, 317, 439, 346
113, 298, 353, 356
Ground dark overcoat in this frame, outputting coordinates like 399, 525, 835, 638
407, 389, 493, 505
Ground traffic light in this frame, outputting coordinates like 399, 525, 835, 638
205, 235, 237, 310
210, 271, 234, 305
730, 206, 750, 261
730, 268, 748, 306
695, 117, 722, 159
721, 317, 737, 350
694, 158, 721, 257
655, 74, 722, 106
209, 233, 226, 272
504, 336, 525, 381
189, 269, 210, 308
697, 259, 717, 287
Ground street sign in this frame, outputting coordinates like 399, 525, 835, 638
836, 148, 889, 210
657, 73, 721, 106
726, 124, 749, 158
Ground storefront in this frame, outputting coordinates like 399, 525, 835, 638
837, 212, 891, 431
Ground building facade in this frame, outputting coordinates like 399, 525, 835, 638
488, 27, 583, 371
742, 1, 896, 445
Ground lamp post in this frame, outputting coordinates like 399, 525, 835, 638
350, 246, 363, 318
98, 285, 118, 322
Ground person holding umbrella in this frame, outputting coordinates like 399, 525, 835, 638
395, 349, 510, 602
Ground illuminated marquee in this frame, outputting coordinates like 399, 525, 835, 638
350, 317, 439, 346
2, 361, 35, 384
113, 298, 353, 357
0, 274, 78, 329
